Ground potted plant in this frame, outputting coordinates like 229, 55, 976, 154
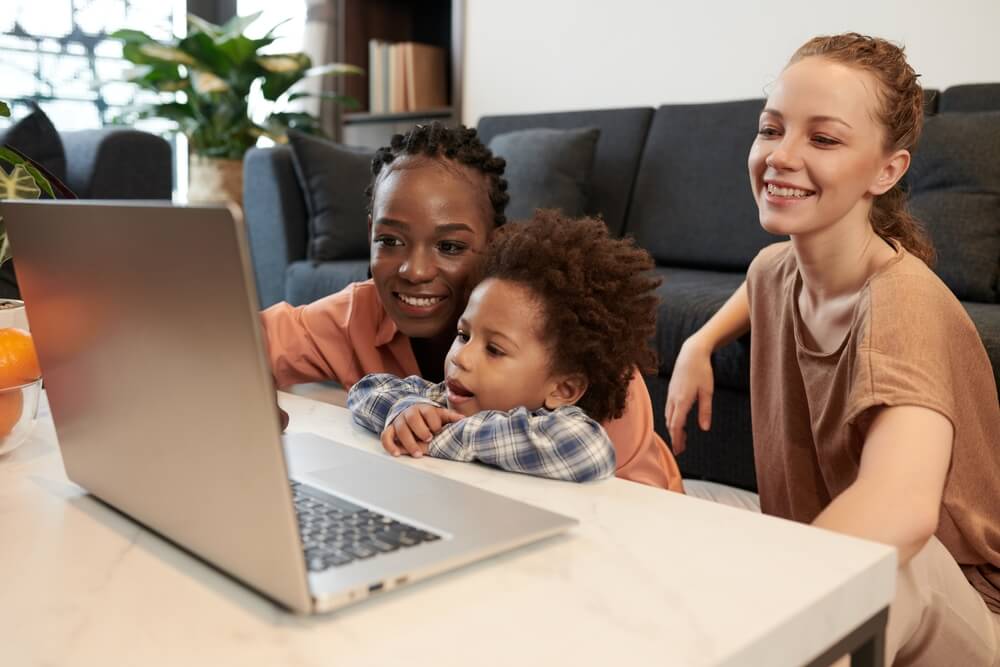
113, 12, 362, 206
0, 99, 65, 330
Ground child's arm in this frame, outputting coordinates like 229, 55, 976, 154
665, 281, 750, 454
347, 373, 442, 432
428, 406, 616, 483
347, 374, 462, 457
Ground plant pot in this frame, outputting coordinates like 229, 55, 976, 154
0, 298, 29, 332
188, 155, 244, 208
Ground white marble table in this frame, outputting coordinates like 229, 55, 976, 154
1, 392, 896, 667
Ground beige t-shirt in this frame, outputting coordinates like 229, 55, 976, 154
746, 241, 1000, 612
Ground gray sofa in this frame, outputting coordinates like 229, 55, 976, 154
0, 118, 173, 298
244, 83, 1000, 491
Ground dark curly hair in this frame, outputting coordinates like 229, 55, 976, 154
479, 210, 660, 422
365, 122, 509, 227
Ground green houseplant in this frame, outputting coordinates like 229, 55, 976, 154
0, 99, 63, 325
113, 12, 362, 204
0, 100, 57, 266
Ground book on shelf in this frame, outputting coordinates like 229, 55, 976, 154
367, 39, 447, 114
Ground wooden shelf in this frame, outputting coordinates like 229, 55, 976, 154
342, 107, 454, 125
334, 0, 462, 144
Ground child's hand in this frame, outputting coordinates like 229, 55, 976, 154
382, 404, 464, 458
665, 335, 715, 455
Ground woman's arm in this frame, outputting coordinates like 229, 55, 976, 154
812, 405, 953, 566
665, 281, 751, 453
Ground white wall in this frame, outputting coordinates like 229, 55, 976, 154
463, 0, 1000, 125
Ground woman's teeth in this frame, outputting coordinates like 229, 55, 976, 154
767, 183, 813, 198
397, 294, 445, 307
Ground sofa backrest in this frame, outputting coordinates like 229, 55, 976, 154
626, 99, 773, 272
477, 107, 653, 237
938, 83, 1000, 113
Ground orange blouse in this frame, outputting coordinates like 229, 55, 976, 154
262, 280, 684, 492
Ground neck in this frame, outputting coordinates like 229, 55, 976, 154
790, 205, 896, 304
410, 332, 453, 382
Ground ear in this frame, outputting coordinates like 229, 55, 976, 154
870, 149, 911, 196
543, 373, 588, 411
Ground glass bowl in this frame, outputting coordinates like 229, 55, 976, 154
0, 378, 42, 456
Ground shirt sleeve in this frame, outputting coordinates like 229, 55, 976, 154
260, 284, 363, 388
347, 374, 442, 434
428, 406, 616, 483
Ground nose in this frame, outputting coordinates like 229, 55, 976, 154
765, 136, 803, 171
450, 338, 473, 371
398, 247, 437, 283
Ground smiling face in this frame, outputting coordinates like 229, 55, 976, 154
369, 156, 493, 340
442, 278, 583, 417
748, 56, 907, 239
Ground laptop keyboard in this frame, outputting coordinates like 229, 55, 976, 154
291, 480, 441, 572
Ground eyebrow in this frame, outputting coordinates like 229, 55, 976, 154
761, 108, 853, 129
373, 218, 477, 235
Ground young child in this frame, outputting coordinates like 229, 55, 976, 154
348, 210, 660, 483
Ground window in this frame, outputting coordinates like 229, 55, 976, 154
0, 0, 185, 131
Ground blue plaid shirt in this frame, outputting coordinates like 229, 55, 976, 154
347, 374, 615, 482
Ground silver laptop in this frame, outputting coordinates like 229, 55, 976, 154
2, 199, 576, 614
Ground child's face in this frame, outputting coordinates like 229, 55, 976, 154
748, 56, 903, 238
443, 278, 576, 417
369, 156, 493, 341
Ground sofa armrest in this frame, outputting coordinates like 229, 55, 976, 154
60, 128, 172, 199
244, 146, 309, 308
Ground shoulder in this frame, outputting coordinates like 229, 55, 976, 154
299, 279, 383, 326
746, 241, 795, 287
861, 252, 978, 351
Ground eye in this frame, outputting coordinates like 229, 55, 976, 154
455, 329, 470, 343
812, 134, 840, 146
373, 235, 403, 248
438, 240, 468, 256
486, 344, 505, 357
757, 126, 781, 138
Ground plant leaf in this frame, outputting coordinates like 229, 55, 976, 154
191, 70, 230, 94
178, 32, 229, 74
302, 62, 365, 78
257, 54, 308, 73
0, 101, 10, 118
221, 11, 262, 38
109, 28, 156, 44
138, 43, 196, 65
0, 146, 57, 198
0, 164, 42, 200
187, 13, 222, 38
216, 35, 258, 68
286, 91, 360, 109
0, 222, 10, 266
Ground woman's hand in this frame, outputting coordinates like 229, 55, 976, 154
665, 335, 715, 455
381, 404, 464, 458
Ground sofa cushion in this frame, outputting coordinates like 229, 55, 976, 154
938, 84, 1000, 113
287, 131, 373, 262
962, 302, 1000, 395
477, 108, 653, 236
285, 259, 370, 306
907, 111, 1000, 303
487, 127, 599, 221
0, 104, 67, 183
628, 99, 776, 271
653, 267, 749, 390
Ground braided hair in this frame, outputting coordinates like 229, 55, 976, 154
365, 122, 509, 227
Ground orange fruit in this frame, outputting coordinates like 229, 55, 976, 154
0, 390, 23, 437
0, 328, 41, 389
